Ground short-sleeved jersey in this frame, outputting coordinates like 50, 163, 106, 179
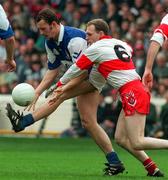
45, 24, 87, 70
151, 14, 168, 46
59, 36, 140, 89
0, 5, 14, 39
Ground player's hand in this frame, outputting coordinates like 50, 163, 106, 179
48, 86, 63, 106
142, 69, 153, 91
24, 93, 40, 111
5, 59, 16, 72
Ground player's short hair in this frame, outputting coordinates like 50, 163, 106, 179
36, 8, 60, 24
87, 19, 109, 35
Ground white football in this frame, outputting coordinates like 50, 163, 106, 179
12, 83, 35, 106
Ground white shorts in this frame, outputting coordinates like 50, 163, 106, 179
89, 65, 106, 92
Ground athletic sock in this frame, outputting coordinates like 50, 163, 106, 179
20, 114, 35, 129
106, 151, 121, 164
143, 158, 158, 175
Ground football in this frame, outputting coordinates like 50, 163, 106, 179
12, 83, 35, 106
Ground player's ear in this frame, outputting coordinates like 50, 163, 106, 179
99, 31, 105, 36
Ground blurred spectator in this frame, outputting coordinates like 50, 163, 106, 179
153, 52, 168, 95
71, 10, 81, 28
130, 0, 146, 17
62, 0, 76, 26
24, 53, 46, 83
106, 2, 121, 25
139, 6, 152, 28
109, 20, 120, 38
153, 2, 165, 20
91, 1, 106, 20
124, 23, 137, 45
119, 2, 134, 22
120, 20, 130, 39
11, 2, 28, 29
26, 38, 37, 54
136, 17, 146, 32
25, 17, 39, 40
78, 2, 92, 28
133, 40, 146, 77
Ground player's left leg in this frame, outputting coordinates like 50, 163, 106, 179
115, 109, 148, 161
125, 112, 168, 150
115, 109, 164, 176
119, 79, 168, 150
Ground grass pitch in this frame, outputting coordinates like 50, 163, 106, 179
0, 137, 167, 180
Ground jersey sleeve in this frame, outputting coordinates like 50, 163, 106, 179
58, 44, 99, 85
67, 37, 87, 62
45, 42, 61, 70
150, 14, 168, 46
0, 5, 14, 39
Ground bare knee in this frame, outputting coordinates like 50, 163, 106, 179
81, 117, 96, 130
130, 138, 144, 150
114, 133, 126, 147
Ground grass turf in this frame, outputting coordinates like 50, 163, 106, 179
0, 137, 167, 180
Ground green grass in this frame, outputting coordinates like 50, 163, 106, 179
0, 137, 167, 180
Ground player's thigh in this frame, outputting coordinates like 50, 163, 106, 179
125, 112, 146, 143
77, 90, 99, 121
115, 109, 128, 142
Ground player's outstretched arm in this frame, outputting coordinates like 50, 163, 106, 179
4, 36, 16, 72
142, 41, 161, 90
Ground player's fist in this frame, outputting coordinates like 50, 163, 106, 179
142, 69, 153, 91
5, 59, 16, 72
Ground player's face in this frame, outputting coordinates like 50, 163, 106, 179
37, 20, 58, 39
86, 25, 102, 45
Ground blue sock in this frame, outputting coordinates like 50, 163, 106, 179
106, 151, 121, 164
20, 114, 35, 129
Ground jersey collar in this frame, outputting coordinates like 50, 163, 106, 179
99, 35, 112, 40
57, 24, 64, 45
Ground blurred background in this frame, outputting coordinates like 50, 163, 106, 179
0, 0, 168, 139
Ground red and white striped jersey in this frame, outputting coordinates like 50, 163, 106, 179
151, 14, 168, 46
59, 36, 140, 89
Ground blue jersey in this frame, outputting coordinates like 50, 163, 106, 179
45, 24, 87, 70
0, 5, 14, 39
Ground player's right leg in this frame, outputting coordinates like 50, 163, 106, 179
115, 109, 164, 177
77, 92, 125, 175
